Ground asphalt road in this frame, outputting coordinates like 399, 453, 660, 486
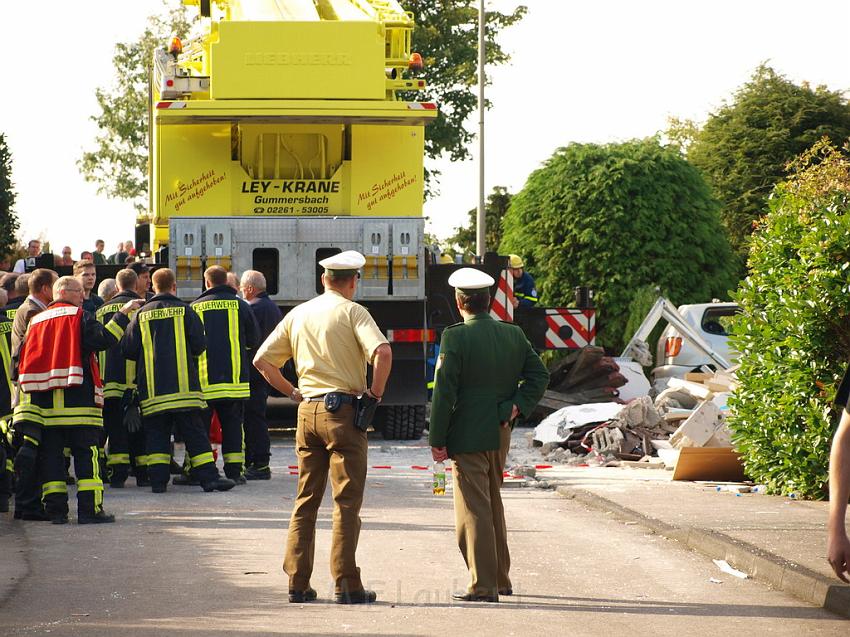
0, 433, 846, 636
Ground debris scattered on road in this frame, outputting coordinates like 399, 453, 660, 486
709, 578, 722, 584
528, 354, 747, 483
712, 559, 748, 579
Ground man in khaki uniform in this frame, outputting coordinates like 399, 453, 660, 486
430, 268, 549, 602
254, 250, 392, 605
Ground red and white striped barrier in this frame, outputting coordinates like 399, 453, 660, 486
490, 269, 515, 322
544, 309, 597, 349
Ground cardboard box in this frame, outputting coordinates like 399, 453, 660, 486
671, 447, 746, 482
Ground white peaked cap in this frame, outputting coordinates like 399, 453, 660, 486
319, 250, 366, 271
448, 267, 495, 291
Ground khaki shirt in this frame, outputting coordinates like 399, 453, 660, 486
255, 290, 387, 397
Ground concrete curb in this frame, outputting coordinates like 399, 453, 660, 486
554, 484, 850, 619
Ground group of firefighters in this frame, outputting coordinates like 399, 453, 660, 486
0, 246, 557, 603
0, 261, 281, 524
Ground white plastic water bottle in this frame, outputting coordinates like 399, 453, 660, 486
433, 461, 446, 495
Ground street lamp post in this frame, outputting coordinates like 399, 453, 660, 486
476, 0, 486, 261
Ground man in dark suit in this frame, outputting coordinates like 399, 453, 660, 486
240, 270, 282, 480
430, 268, 549, 603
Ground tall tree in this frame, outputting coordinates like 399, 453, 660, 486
682, 64, 850, 259
0, 133, 21, 259
445, 186, 512, 258
78, 1, 194, 215
80, 1, 525, 209
500, 138, 737, 351
401, 1, 526, 192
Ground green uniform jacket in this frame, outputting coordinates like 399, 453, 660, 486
429, 313, 549, 455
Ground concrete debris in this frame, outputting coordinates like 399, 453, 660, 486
540, 441, 559, 454
669, 400, 724, 448
715, 484, 751, 493
615, 358, 652, 401
532, 402, 625, 445
533, 347, 630, 419
509, 465, 537, 479
530, 362, 742, 478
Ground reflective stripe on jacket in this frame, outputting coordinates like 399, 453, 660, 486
122, 293, 206, 416
96, 291, 141, 398
191, 285, 260, 401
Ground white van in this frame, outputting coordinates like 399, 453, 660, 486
651, 302, 739, 391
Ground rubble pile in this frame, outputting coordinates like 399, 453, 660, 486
532, 366, 739, 468
532, 347, 628, 417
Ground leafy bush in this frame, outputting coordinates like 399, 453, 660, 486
500, 138, 737, 351
729, 140, 850, 498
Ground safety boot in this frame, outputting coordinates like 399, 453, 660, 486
201, 477, 236, 492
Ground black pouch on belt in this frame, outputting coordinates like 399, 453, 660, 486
324, 392, 343, 412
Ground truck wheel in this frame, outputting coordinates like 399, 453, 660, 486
381, 405, 426, 440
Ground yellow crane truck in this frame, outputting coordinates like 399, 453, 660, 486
145, 0, 597, 439
146, 0, 439, 439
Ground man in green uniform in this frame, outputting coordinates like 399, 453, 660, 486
254, 250, 392, 605
430, 268, 549, 602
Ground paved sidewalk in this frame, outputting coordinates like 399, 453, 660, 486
529, 461, 850, 618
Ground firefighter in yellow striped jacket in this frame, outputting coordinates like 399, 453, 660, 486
191, 266, 260, 482
96, 268, 143, 488
0, 290, 13, 513
121, 268, 235, 494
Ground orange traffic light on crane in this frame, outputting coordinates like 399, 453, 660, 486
408, 53, 424, 72
168, 36, 183, 56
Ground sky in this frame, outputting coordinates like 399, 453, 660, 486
2, 0, 850, 255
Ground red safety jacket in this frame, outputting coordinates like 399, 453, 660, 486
18, 303, 104, 405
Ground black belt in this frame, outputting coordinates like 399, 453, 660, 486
303, 393, 356, 405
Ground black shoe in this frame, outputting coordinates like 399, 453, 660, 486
335, 589, 377, 605
201, 477, 236, 492
151, 483, 167, 493
78, 511, 116, 524
51, 514, 69, 525
289, 588, 318, 603
20, 510, 51, 522
229, 475, 247, 485
499, 588, 513, 596
245, 466, 272, 480
452, 592, 499, 603
172, 474, 200, 486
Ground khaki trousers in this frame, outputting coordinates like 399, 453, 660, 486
284, 401, 367, 593
452, 425, 512, 596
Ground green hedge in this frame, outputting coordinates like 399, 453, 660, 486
729, 141, 850, 498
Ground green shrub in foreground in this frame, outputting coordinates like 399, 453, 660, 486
729, 141, 850, 498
